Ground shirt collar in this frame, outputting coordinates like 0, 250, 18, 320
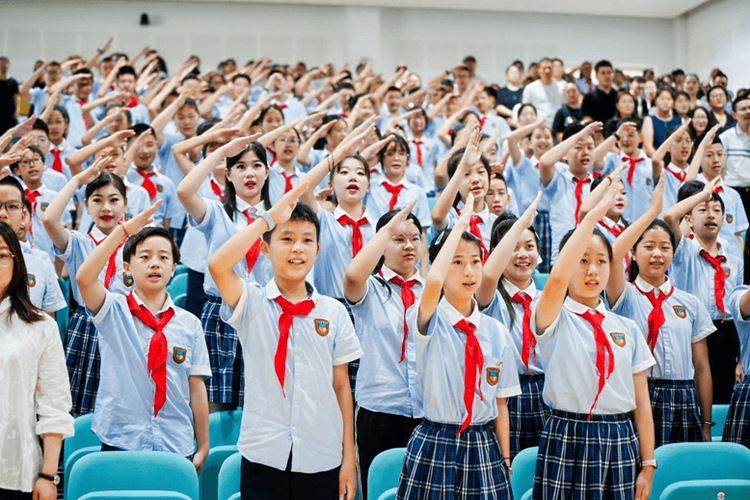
265, 279, 318, 303
334, 205, 375, 226
236, 197, 264, 216
272, 164, 302, 178
634, 275, 673, 295
131, 290, 175, 315
52, 138, 68, 152
455, 201, 490, 221
562, 169, 594, 183
665, 162, 686, 176
379, 177, 407, 188
600, 216, 624, 229
697, 173, 723, 188
438, 296, 482, 328
22, 182, 45, 195
380, 265, 424, 285
622, 150, 647, 161
563, 296, 608, 317
501, 277, 537, 299
89, 225, 107, 242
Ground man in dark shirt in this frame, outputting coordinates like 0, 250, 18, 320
495, 63, 523, 125
582, 59, 617, 123
0, 57, 20, 135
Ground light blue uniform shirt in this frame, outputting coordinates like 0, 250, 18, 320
179, 178, 221, 274
349, 267, 425, 417
534, 297, 655, 415
125, 166, 182, 228
91, 291, 210, 456
483, 279, 544, 376
21, 243, 66, 313
277, 96, 307, 123
406, 134, 441, 193
542, 167, 595, 264
61, 95, 88, 148
41, 167, 68, 193
670, 236, 743, 321
479, 113, 511, 152
315, 205, 376, 299
221, 279, 363, 473
662, 164, 687, 215
156, 133, 188, 228
610, 276, 715, 380
602, 151, 654, 223
28, 87, 48, 116
409, 297, 521, 425
429, 205, 497, 252
697, 174, 748, 260
46, 139, 77, 180
26, 185, 72, 263
505, 156, 545, 214
365, 177, 431, 229
728, 285, 750, 373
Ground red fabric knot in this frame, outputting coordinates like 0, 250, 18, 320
210, 179, 225, 203
125, 97, 139, 108
665, 165, 686, 183
510, 292, 536, 375
382, 182, 404, 211
622, 156, 644, 186
576, 309, 614, 420
635, 283, 674, 354
136, 169, 158, 200
242, 209, 262, 274
51, 148, 63, 173
412, 140, 423, 168
273, 296, 315, 397
699, 250, 727, 321
281, 171, 294, 194
469, 215, 489, 265
454, 318, 484, 435
479, 117, 487, 130
715, 185, 724, 194
337, 213, 368, 257
24, 189, 40, 212
599, 220, 624, 238
89, 232, 125, 290
388, 275, 418, 363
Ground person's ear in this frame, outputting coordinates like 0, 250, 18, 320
260, 239, 270, 258
123, 260, 131, 273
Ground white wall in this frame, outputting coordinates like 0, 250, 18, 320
0, 1, 675, 84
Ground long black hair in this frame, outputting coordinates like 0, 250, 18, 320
223, 141, 271, 219
0, 222, 44, 324
371, 210, 423, 295
627, 219, 675, 283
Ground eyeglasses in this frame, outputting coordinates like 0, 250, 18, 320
0, 251, 14, 267
392, 235, 422, 246
19, 157, 44, 167
0, 201, 22, 214
278, 137, 300, 144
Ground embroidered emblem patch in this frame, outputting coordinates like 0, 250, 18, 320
727, 213, 734, 224
123, 272, 134, 287
486, 365, 501, 386
610, 332, 626, 347
314, 318, 329, 337
173, 346, 186, 364
27, 274, 36, 287
645, 178, 652, 186
156, 184, 164, 193
724, 266, 731, 278
125, 212, 133, 221
41, 202, 49, 212
673, 305, 687, 319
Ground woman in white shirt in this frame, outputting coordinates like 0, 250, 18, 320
0, 220, 74, 499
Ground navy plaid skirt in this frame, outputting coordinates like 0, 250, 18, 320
201, 295, 243, 407
532, 410, 639, 500
336, 297, 359, 404
508, 374, 549, 461
534, 211, 551, 274
397, 420, 512, 500
648, 379, 702, 448
64, 305, 99, 415
723, 376, 750, 447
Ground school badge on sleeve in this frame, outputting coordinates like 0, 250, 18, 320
673, 305, 687, 318
610, 332, 626, 347
314, 318, 329, 337
27, 274, 36, 287
724, 266, 731, 278
156, 184, 164, 193
173, 346, 187, 364
41, 202, 49, 212
486, 364, 501, 386
727, 213, 734, 224
123, 272, 134, 287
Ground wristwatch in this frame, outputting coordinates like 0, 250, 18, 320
641, 459, 658, 469
38, 472, 60, 485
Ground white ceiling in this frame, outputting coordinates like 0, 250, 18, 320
183, 0, 711, 19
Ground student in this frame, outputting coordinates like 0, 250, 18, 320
724, 285, 750, 447
477, 195, 549, 461
606, 177, 715, 446
405, 107, 441, 192
45, 106, 76, 180
397, 197, 520, 500
177, 135, 272, 410
604, 92, 637, 138
651, 120, 694, 211
112, 65, 150, 125
582, 173, 629, 247
643, 87, 682, 156
475, 86, 511, 149
486, 173, 513, 217
208, 183, 362, 500
268, 127, 305, 193
343, 203, 425, 498
665, 179, 743, 404
76, 205, 210, 472
379, 87, 404, 131
42, 161, 134, 415
532, 180, 656, 500
61, 68, 96, 147
25, 121, 68, 193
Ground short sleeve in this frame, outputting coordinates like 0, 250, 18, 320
495, 329, 522, 398
91, 289, 119, 327
330, 300, 364, 366
188, 316, 212, 377
689, 294, 716, 343
628, 319, 656, 373
221, 280, 264, 337
35, 319, 75, 437
41, 261, 67, 313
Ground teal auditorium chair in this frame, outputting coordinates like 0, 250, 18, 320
167, 273, 188, 298
376, 489, 397, 500
76, 493, 192, 500
57, 278, 70, 339
201, 410, 243, 500
511, 446, 538, 499
67, 451, 199, 500
218, 452, 242, 500
712, 404, 729, 441
64, 414, 102, 499
367, 448, 406, 500
651, 442, 750, 500
533, 271, 549, 290
209, 410, 243, 447
659, 479, 750, 500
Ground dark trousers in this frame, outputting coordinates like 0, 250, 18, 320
170, 225, 187, 249
709, 320, 741, 404
241, 453, 339, 500
731, 185, 750, 230
185, 268, 209, 319
0, 489, 32, 500
356, 407, 421, 500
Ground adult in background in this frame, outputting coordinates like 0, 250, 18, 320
522, 58, 562, 129
0, 57, 20, 135
720, 94, 750, 223
582, 59, 617, 123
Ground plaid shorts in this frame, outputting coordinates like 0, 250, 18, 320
508, 374, 550, 460
648, 379, 702, 448
201, 296, 244, 407
397, 420, 512, 500
723, 376, 750, 447
64, 305, 99, 415
534, 211, 551, 274
532, 410, 639, 500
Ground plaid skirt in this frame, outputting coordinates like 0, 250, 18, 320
534, 211, 551, 274
648, 379, 702, 448
397, 420, 512, 500
723, 376, 750, 447
336, 297, 359, 404
201, 295, 244, 407
532, 410, 639, 500
64, 305, 99, 415
508, 374, 550, 461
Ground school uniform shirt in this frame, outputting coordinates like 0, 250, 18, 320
126, 165, 181, 228
212, 93, 235, 118
0, 300, 74, 493
41, 166, 68, 194
408, 297, 521, 425
365, 177, 431, 229
728, 285, 750, 374
306, 148, 333, 191
378, 106, 405, 132
55, 226, 134, 304
483, 278, 544, 375
61, 95, 90, 147
597, 216, 626, 246
603, 150, 654, 223
76, 180, 151, 234
662, 162, 688, 213
406, 134, 440, 192
189, 197, 273, 297
179, 177, 222, 274
720, 124, 750, 188
27, 87, 48, 116
610, 276, 715, 379
25, 184, 73, 263
670, 236, 743, 321
20, 239, 51, 264
21, 244, 66, 313
46, 138, 76, 180
91, 290, 211, 456
479, 113, 512, 150
276, 95, 308, 123
156, 132, 189, 228
697, 174, 748, 260
534, 297, 655, 414
428, 205, 497, 253
221, 279, 363, 473
315, 205, 377, 299
349, 267, 425, 417
505, 156, 546, 215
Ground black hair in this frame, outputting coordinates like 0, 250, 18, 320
371, 210, 423, 284
662, 124, 693, 165
0, 176, 26, 203
11, 145, 45, 174
85, 172, 127, 201
259, 104, 285, 126
732, 93, 750, 112
196, 118, 222, 157
122, 226, 180, 264
104, 104, 132, 125
329, 154, 372, 207
615, 116, 643, 133
385, 86, 403, 95
51, 104, 70, 125
73, 67, 93, 77
559, 228, 613, 263
655, 85, 675, 101
181, 74, 199, 84
130, 123, 156, 139
116, 65, 136, 79
231, 73, 251, 85
481, 87, 498, 101
561, 123, 586, 141
224, 141, 271, 219
677, 180, 725, 215
313, 115, 345, 150
31, 119, 49, 137
178, 97, 199, 114
428, 228, 483, 264
707, 85, 730, 103
261, 202, 320, 244
446, 147, 491, 208
0, 221, 44, 324
594, 60, 613, 73
627, 219, 675, 282
377, 133, 410, 166
517, 103, 537, 120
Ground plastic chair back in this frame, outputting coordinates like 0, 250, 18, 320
367, 448, 406, 500
200, 445, 238, 500
511, 446, 538, 499
376, 487, 398, 500
208, 410, 243, 448
712, 404, 729, 440
651, 442, 750, 500
659, 479, 750, 500
67, 451, 199, 500
533, 271, 549, 290
218, 452, 242, 500
77, 492, 192, 500
64, 446, 100, 499
167, 273, 188, 298
64, 414, 100, 465
175, 264, 188, 276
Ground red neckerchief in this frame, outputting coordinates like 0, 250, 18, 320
51, 148, 63, 173
380, 270, 417, 363
337, 213, 368, 257
622, 156, 644, 186
382, 182, 404, 211
89, 231, 125, 290
412, 140, 423, 168
135, 169, 158, 200
242, 209, 262, 274
576, 309, 614, 420
273, 296, 315, 397
510, 292, 536, 375
699, 250, 727, 321
573, 176, 591, 225
454, 319, 484, 435
634, 281, 674, 354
